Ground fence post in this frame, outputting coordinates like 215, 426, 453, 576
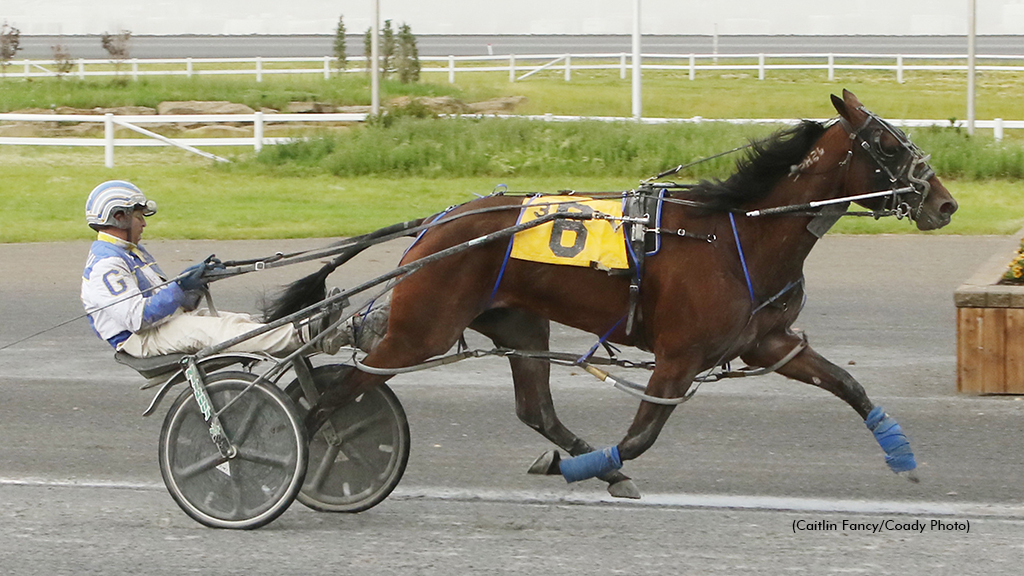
256, 57, 263, 82
131, 58, 138, 81
24, 59, 29, 77
254, 111, 264, 152
897, 55, 904, 84
994, 118, 1004, 141
509, 54, 516, 82
758, 53, 765, 80
448, 55, 455, 83
564, 54, 571, 81
186, 57, 193, 78
324, 56, 331, 79
78, 58, 85, 80
828, 54, 835, 82
104, 113, 115, 168
689, 54, 695, 80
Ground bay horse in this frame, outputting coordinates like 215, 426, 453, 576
270, 90, 957, 498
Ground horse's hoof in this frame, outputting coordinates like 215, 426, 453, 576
528, 450, 562, 475
899, 469, 921, 484
607, 479, 641, 499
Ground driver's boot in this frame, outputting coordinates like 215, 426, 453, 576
300, 288, 390, 355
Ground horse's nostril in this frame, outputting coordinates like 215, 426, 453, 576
940, 200, 958, 216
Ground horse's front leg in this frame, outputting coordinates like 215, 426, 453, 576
741, 329, 919, 482
469, 308, 639, 498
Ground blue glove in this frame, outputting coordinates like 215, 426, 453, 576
177, 262, 208, 292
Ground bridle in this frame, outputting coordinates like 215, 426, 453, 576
837, 107, 936, 221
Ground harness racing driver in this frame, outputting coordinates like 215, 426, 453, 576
80, 180, 385, 358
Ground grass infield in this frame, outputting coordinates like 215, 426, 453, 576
1, 69, 1023, 241
1, 146, 1019, 243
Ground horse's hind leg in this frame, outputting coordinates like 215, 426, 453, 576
741, 329, 919, 482
470, 308, 640, 498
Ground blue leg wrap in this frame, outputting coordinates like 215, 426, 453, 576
865, 406, 917, 473
559, 446, 622, 483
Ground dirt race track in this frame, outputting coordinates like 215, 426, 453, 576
2, 233, 1024, 575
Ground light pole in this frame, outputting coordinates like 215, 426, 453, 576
967, 0, 976, 136
371, 0, 380, 116
632, 0, 642, 121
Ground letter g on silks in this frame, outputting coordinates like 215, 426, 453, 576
865, 406, 917, 473
559, 446, 623, 483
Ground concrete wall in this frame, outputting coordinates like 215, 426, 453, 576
4, 0, 1024, 36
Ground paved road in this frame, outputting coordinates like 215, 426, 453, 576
2, 232, 1024, 573
15, 34, 1021, 59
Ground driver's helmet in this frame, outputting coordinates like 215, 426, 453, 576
85, 180, 157, 230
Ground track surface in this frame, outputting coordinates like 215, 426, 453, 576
2, 232, 1024, 574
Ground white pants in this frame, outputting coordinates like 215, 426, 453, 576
119, 310, 301, 358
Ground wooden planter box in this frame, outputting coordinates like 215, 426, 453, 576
955, 241, 1024, 394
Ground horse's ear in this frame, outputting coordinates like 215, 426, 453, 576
831, 94, 849, 119
832, 89, 865, 123
841, 88, 863, 109
831, 93, 847, 115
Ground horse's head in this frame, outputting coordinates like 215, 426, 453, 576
831, 89, 958, 230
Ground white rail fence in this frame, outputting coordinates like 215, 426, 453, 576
0, 112, 365, 167
1, 112, 1019, 168
4, 52, 1024, 83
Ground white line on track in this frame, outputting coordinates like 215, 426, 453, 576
4, 476, 1023, 519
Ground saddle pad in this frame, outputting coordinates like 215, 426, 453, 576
510, 196, 629, 270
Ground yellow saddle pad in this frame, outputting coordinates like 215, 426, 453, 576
510, 196, 630, 270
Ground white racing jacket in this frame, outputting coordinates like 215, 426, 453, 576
81, 233, 186, 349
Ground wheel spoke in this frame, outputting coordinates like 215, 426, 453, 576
175, 453, 227, 480
307, 444, 341, 492
236, 448, 294, 470
227, 473, 244, 520
335, 410, 387, 442
226, 394, 263, 445
340, 444, 372, 471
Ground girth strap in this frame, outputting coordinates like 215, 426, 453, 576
622, 193, 653, 337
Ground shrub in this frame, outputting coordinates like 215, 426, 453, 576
100, 29, 131, 78
1, 21, 21, 76
363, 20, 396, 78
51, 42, 74, 77
395, 23, 420, 84
333, 15, 347, 71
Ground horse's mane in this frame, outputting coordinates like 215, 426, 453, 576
682, 120, 828, 212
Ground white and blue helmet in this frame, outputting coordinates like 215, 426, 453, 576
85, 180, 157, 230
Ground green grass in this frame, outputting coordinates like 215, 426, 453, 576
249, 117, 771, 179
0, 75, 460, 112
3, 68, 1024, 242
0, 146, 1020, 243
0, 147, 631, 242
4, 67, 1024, 123
438, 68, 1024, 128
248, 116, 1024, 182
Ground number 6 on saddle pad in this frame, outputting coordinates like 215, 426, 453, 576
510, 196, 631, 271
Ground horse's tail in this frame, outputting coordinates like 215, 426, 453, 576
262, 217, 425, 322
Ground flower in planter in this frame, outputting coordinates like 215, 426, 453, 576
1001, 239, 1024, 284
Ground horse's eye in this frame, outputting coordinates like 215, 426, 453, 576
872, 130, 899, 158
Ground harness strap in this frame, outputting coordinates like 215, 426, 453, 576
751, 277, 804, 316
720, 332, 809, 378
488, 237, 515, 304
623, 231, 643, 336
729, 212, 756, 305
577, 316, 626, 365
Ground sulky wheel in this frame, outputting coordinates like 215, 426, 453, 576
286, 364, 410, 513
158, 371, 308, 529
